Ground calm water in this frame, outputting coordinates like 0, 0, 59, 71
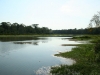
0, 37, 81, 75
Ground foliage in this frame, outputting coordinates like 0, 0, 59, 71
51, 43, 100, 75
72, 35, 91, 40
94, 40, 100, 62
53, 27, 100, 34
0, 22, 52, 35
89, 12, 100, 28
51, 12, 100, 75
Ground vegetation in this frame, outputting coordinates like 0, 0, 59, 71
89, 12, 100, 28
0, 22, 100, 35
0, 22, 52, 35
50, 38, 100, 75
51, 11, 100, 75
52, 27, 100, 35
0, 11, 100, 75
71, 35, 91, 40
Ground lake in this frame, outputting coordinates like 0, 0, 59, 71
0, 37, 81, 75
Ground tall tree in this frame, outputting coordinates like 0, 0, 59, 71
89, 12, 100, 28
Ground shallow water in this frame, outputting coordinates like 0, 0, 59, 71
0, 37, 81, 75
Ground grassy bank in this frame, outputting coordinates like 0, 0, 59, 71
0, 34, 74, 37
50, 35, 100, 75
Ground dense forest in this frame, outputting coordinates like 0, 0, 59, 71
53, 27, 100, 34
0, 22, 100, 35
0, 11, 100, 35
0, 22, 52, 35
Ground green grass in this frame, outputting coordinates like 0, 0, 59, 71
55, 44, 95, 63
50, 35, 100, 75
51, 44, 100, 75
70, 35, 100, 41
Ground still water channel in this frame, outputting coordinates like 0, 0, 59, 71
0, 37, 81, 75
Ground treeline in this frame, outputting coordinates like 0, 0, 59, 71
0, 22, 52, 35
0, 22, 100, 35
53, 27, 100, 35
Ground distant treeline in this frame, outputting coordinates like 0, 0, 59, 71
0, 22, 100, 35
0, 22, 52, 35
52, 27, 100, 35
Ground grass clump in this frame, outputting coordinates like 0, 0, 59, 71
71, 35, 91, 40
51, 43, 100, 75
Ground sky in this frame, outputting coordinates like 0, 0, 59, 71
0, 0, 100, 30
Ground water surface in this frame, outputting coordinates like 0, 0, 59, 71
0, 37, 80, 75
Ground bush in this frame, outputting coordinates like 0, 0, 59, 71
94, 42, 100, 62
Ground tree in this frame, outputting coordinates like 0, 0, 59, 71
32, 24, 39, 34
89, 12, 100, 28
0, 22, 52, 35
88, 12, 100, 34
0, 22, 11, 34
32, 24, 39, 29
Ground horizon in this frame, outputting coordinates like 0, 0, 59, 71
0, 0, 100, 30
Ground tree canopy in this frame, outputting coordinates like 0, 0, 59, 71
89, 12, 100, 28
0, 22, 52, 35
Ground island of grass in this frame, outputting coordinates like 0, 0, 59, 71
50, 35, 100, 75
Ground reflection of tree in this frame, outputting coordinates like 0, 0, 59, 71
0, 37, 48, 42
61, 38, 68, 40
13, 41, 39, 45
33, 42, 38, 45
42, 41, 48, 43
0, 42, 25, 54
13, 42, 32, 44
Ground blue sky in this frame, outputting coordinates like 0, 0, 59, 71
0, 0, 100, 30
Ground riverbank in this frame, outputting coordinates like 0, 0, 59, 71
0, 34, 74, 37
50, 35, 100, 75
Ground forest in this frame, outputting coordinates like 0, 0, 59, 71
0, 22, 100, 35
0, 22, 52, 35
53, 27, 100, 34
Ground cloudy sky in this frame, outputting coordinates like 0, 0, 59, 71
0, 0, 100, 30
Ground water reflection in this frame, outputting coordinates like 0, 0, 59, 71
33, 42, 38, 45
0, 37, 79, 75
34, 57, 76, 75
0, 37, 48, 42
13, 42, 32, 44
13, 41, 47, 45
13, 41, 39, 45
61, 37, 72, 40
0, 37, 49, 55
0, 42, 25, 55
34, 66, 51, 75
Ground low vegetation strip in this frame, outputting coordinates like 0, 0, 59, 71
50, 36, 100, 75
61, 44, 81, 46
0, 34, 73, 37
